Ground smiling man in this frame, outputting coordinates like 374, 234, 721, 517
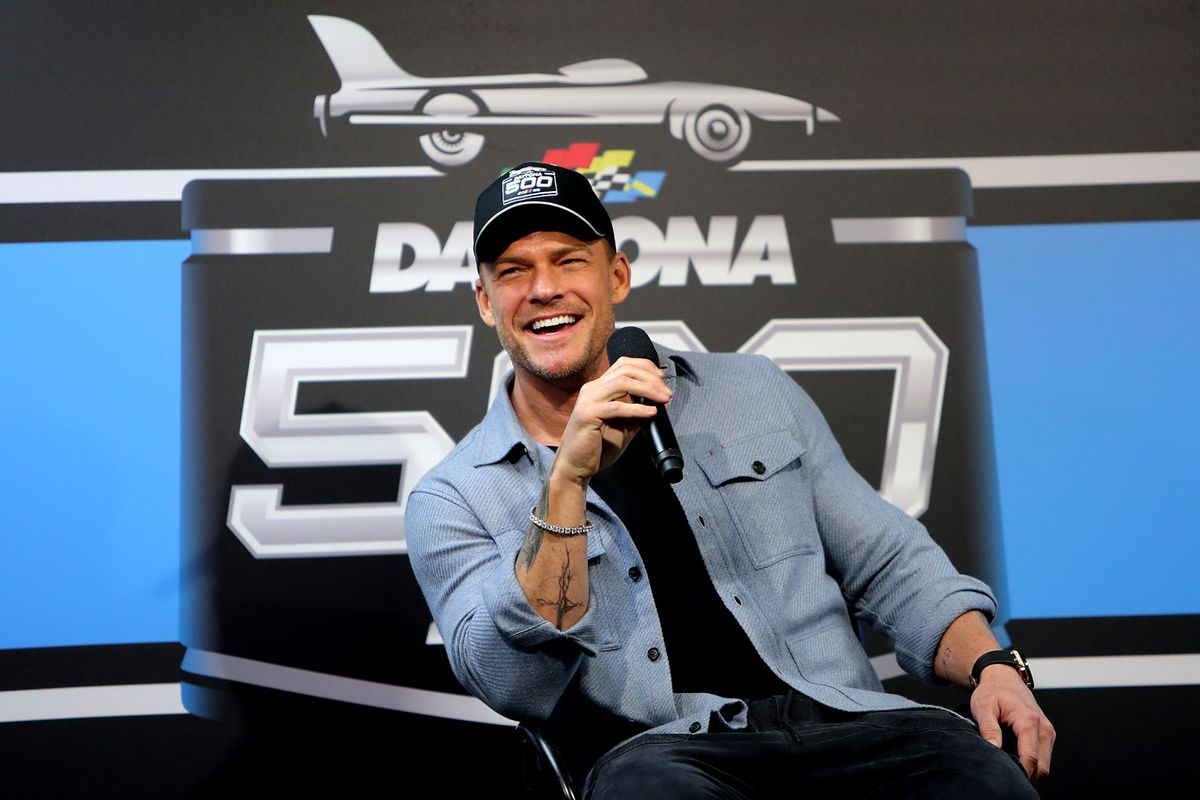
406, 162, 1054, 798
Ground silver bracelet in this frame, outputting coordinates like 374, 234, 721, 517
529, 506, 592, 537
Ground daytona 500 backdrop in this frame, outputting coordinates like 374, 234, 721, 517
2, 2, 1198, 796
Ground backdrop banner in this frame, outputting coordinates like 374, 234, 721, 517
180, 164, 1001, 723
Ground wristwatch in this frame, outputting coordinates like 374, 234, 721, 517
970, 648, 1035, 690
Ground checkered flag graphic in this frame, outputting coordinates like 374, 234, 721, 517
589, 165, 632, 194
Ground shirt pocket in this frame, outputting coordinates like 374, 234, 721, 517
695, 429, 816, 568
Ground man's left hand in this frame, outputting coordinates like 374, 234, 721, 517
970, 663, 1056, 784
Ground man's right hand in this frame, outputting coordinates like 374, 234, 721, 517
550, 356, 673, 490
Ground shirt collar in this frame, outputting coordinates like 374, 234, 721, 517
662, 346, 699, 386
473, 372, 538, 468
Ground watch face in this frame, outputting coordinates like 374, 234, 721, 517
1012, 650, 1035, 689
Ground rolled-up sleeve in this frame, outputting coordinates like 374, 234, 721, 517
780, 369, 997, 684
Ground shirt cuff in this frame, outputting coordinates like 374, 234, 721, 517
896, 578, 998, 684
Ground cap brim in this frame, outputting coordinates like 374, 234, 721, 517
474, 201, 604, 266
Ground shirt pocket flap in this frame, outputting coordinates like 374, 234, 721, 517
696, 429, 807, 487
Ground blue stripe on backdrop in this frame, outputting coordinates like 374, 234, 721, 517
0, 224, 1196, 649
0, 241, 187, 649
972, 221, 1200, 620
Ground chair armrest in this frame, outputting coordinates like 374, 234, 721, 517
517, 723, 579, 800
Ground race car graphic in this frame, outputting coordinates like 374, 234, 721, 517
308, 15, 840, 166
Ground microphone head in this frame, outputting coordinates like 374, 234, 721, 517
606, 325, 684, 483
606, 326, 657, 364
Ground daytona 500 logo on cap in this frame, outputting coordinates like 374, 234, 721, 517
502, 166, 558, 204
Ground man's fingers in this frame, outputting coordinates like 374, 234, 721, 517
612, 376, 671, 406
600, 399, 658, 420
1012, 713, 1056, 783
1014, 720, 1039, 780
1035, 717, 1055, 781
586, 377, 670, 410
976, 714, 1003, 749
603, 357, 671, 403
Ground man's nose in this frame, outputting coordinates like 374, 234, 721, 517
528, 264, 564, 302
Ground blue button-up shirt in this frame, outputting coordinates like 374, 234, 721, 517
406, 348, 996, 737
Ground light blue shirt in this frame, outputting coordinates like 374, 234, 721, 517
406, 348, 996, 737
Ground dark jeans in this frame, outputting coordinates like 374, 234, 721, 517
585, 691, 1037, 799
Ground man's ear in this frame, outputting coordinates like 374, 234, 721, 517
474, 278, 496, 327
610, 250, 632, 305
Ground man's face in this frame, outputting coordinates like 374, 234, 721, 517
475, 230, 631, 389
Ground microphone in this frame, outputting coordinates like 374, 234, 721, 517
606, 326, 684, 483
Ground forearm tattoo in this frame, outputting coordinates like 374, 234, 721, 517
518, 481, 585, 627
518, 482, 551, 573
534, 555, 585, 629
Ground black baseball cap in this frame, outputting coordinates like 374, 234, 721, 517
473, 161, 616, 267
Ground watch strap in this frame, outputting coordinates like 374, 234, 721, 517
970, 648, 1035, 690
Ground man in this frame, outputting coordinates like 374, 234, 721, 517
406, 162, 1054, 798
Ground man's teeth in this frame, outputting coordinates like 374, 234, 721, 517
531, 315, 577, 331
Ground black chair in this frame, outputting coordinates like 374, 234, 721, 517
518, 723, 579, 800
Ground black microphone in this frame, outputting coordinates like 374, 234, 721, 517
606, 326, 684, 483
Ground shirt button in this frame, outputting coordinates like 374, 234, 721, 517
697, 515, 706, 527
733, 595, 743, 605
688, 721, 702, 733
628, 566, 642, 581
647, 647, 661, 662
752, 460, 766, 475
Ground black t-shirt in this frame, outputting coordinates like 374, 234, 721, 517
589, 430, 791, 702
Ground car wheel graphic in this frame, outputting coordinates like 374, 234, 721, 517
417, 93, 486, 167
418, 130, 485, 167
683, 105, 751, 162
